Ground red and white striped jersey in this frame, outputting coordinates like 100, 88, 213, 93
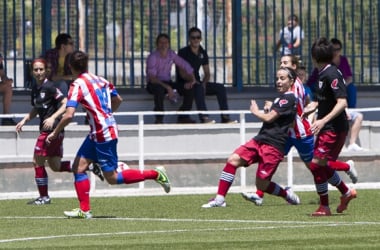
289, 77, 312, 139
67, 72, 119, 142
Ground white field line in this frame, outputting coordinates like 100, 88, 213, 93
0, 217, 380, 244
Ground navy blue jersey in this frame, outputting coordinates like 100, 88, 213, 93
31, 79, 65, 132
254, 91, 297, 153
177, 45, 208, 83
315, 64, 348, 132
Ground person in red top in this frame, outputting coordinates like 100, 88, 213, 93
304, 37, 357, 216
202, 67, 300, 208
46, 51, 171, 219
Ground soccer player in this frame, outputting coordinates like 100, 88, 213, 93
202, 67, 300, 208
16, 58, 69, 205
304, 38, 357, 216
46, 51, 171, 219
242, 54, 357, 206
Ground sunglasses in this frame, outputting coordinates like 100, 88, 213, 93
190, 36, 201, 40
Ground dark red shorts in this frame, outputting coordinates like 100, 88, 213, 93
234, 139, 284, 180
34, 131, 64, 157
313, 130, 347, 161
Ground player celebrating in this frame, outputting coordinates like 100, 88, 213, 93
46, 51, 170, 219
202, 67, 300, 208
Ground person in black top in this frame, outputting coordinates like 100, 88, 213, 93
176, 27, 236, 124
202, 67, 300, 208
304, 37, 357, 216
15, 58, 69, 205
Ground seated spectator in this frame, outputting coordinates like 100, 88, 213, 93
0, 53, 16, 125
346, 110, 366, 152
176, 27, 236, 124
146, 33, 196, 124
42, 33, 76, 96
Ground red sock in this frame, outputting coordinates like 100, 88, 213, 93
217, 163, 237, 197
325, 166, 349, 195
60, 161, 71, 172
328, 160, 349, 171
264, 182, 287, 198
74, 178, 90, 212
256, 189, 264, 198
121, 169, 158, 184
35, 166, 48, 197
310, 162, 329, 206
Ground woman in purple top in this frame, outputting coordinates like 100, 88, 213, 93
146, 33, 196, 124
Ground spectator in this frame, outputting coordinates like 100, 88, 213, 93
146, 33, 196, 124
331, 38, 365, 152
15, 58, 69, 205
42, 33, 76, 96
46, 51, 171, 219
275, 14, 304, 57
176, 27, 237, 124
202, 67, 300, 208
304, 37, 356, 216
0, 53, 16, 125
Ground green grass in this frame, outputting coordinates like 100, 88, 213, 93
0, 190, 379, 249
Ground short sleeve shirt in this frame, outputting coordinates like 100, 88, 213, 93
177, 45, 209, 83
254, 91, 297, 153
31, 79, 65, 132
315, 64, 348, 132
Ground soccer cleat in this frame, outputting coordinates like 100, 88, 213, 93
201, 198, 227, 208
27, 196, 51, 205
337, 189, 357, 213
345, 160, 358, 184
155, 166, 171, 193
285, 188, 300, 205
311, 205, 332, 216
241, 192, 264, 206
64, 208, 93, 219
90, 163, 104, 181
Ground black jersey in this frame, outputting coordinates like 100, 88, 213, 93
254, 91, 297, 153
314, 64, 348, 132
177, 45, 208, 83
31, 79, 65, 132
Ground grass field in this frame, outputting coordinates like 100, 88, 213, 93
0, 189, 379, 249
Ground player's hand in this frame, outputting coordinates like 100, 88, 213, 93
43, 117, 54, 130
15, 121, 25, 133
46, 132, 57, 144
311, 119, 325, 135
250, 99, 259, 114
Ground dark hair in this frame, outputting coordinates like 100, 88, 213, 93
188, 27, 202, 36
55, 33, 72, 49
282, 54, 300, 69
330, 38, 342, 49
311, 37, 334, 63
69, 50, 88, 73
278, 66, 297, 81
155, 33, 170, 46
288, 14, 298, 22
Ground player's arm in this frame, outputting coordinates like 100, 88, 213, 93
250, 99, 279, 123
111, 94, 123, 112
15, 107, 38, 132
46, 106, 76, 143
320, 97, 347, 124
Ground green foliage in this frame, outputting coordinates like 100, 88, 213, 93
0, 190, 380, 249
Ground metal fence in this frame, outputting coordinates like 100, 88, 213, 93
1, 0, 379, 89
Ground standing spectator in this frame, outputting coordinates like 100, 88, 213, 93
15, 58, 69, 205
42, 33, 76, 96
46, 51, 171, 219
331, 38, 365, 152
176, 27, 237, 124
0, 53, 16, 125
146, 33, 196, 124
202, 67, 300, 208
275, 14, 304, 57
304, 37, 356, 216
